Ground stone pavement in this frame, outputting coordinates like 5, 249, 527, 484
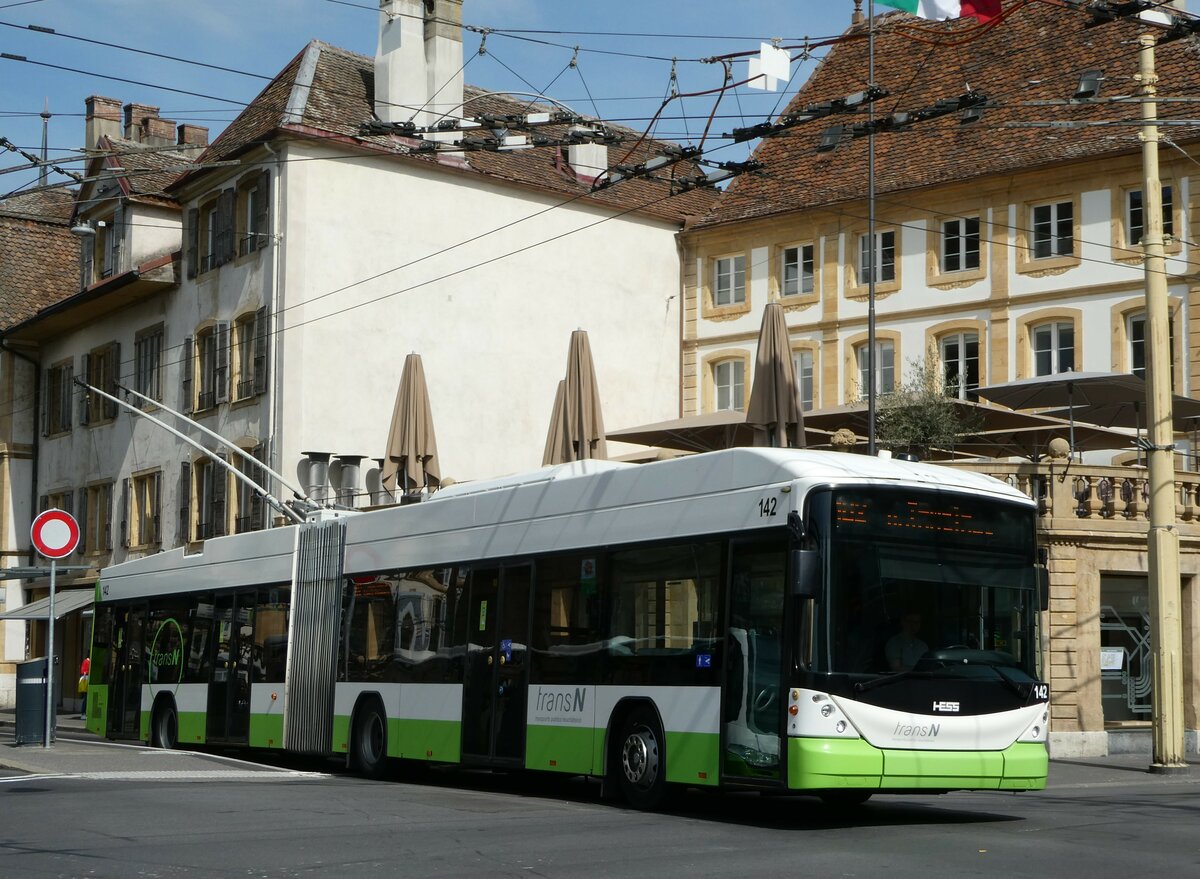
0, 708, 1195, 788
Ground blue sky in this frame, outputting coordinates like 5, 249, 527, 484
0, 0, 862, 196
1, 1, 1196, 198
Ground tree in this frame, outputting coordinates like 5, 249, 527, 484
876, 350, 982, 459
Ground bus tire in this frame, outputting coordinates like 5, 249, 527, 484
353, 700, 389, 779
615, 706, 668, 811
151, 699, 178, 750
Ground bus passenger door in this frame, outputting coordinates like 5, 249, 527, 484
721, 539, 787, 785
108, 604, 146, 739
461, 565, 532, 764
206, 593, 255, 743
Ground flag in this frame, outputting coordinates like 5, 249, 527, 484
880, 1, 1001, 22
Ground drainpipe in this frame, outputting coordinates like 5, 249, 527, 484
263, 142, 284, 509
0, 339, 40, 566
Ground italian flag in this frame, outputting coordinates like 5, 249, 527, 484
880, 1, 1001, 22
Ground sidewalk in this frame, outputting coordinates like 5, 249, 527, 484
0, 709, 308, 778
0, 707, 1195, 787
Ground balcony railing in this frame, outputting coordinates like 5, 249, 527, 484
944, 460, 1200, 530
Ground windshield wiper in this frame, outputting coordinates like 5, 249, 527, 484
854, 669, 927, 694
986, 663, 1030, 700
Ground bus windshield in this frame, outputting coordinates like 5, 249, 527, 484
814, 487, 1039, 680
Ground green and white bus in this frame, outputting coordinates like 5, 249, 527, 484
88, 448, 1049, 808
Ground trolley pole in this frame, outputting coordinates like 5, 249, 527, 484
1137, 34, 1187, 773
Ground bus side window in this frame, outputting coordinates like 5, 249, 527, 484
255, 586, 289, 683
531, 554, 603, 683
186, 597, 215, 683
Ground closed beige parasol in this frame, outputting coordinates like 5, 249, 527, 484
382, 352, 441, 495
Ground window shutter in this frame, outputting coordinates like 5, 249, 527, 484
217, 189, 235, 266
253, 170, 271, 248
38, 494, 48, 514
181, 335, 194, 415
215, 320, 231, 404
112, 203, 125, 275
76, 487, 89, 555
253, 306, 269, 395
79, 232, 93, 290
80, 352, 91, 426
121, 477, 130, 548
62, 363, 74, 431
60, 489, 73, 518
177, 461, 191, 546
103, 483, 113, 551
105, 341, 121, 419
212, 455, 228, 538
186, 208, 199, 279
250, 442, 266, 529
41, 369, 49, 436
152, 471, 162, 544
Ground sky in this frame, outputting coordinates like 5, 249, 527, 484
1, 1, 1197, 199
0, 0, 866, 197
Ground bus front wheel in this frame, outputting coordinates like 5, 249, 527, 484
616, 707, 668, 810
151, 701, 178, 750
353, 702, 389, 779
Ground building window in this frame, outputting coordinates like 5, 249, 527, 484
941, 217, 980, 273
713, 360, 745, 411
1032, 201, 1073, 259
80, 482, 113, 555
43, 360, 73, 435
856, 339, 895, 399
40, 490, 73, 517
233, 445, 267, 534
237, 171, 271, 256
1127, 185, 1173, 246
1127, 312, 1176, 380
194, 457, 227, 541
714, 255, 746, 306
858, 230, 895, 284
232, 311, 268, 400
193, 322, 230, 412
940, 332, 980, 400
781, 244, 814, 296
188, 190, 235, 277
134, 325, 163, 404
792, 350, 815, 411
125, 470, 162, 547
1032, 321, 1074, 376
81, 341, 120, 425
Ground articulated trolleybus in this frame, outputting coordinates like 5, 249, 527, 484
89, 448, 1049, 808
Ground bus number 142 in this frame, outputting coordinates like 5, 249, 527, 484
758, 497, 778, 518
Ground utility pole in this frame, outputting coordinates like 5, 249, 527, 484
1136, 33, 1187, 774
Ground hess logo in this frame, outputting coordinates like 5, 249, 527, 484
932, 701, 960, 713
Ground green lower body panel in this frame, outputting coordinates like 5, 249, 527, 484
393, 718, 461, 763
250, 713, 285, 749
665, 731, 720, 787
788, 738, 1048, 791
332, 714, 350, 754
85, 685, 107, 737
178, 712, 206, 745
525, 724, 595, 774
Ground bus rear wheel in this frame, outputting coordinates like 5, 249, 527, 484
616, 707, 668, 810
151, 701, 178, 750
353, 702, 389, 779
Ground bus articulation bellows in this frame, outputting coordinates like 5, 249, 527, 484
88, 448, 1049, 809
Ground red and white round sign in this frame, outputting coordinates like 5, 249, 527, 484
31, 509, 80, 560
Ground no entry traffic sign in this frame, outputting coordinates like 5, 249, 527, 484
30, 509, 80, 560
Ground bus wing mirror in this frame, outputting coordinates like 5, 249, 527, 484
1037, 565, 1050, 612
790, 549, 820, 599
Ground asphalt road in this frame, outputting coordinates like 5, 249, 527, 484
1, 747, 1197, 879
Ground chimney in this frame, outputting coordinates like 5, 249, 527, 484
177, 124, 209, 148
375, 0, 430, 125
123, 102, 160, 142
144, 115, 176, 146
424, 0, 464, 129
301, 451, 332, 504
568, 138, 608, 186
84, 96, 122, 147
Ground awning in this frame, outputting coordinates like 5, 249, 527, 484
0, 589, 94, 620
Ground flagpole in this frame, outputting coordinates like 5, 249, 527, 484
867, 0, 878, 455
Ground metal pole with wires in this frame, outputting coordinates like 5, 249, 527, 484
867, 0, 878, 455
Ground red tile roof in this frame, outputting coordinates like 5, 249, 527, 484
175, 41, 716, 223
0, 191, 78, 331
700, 1, 1200, 228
